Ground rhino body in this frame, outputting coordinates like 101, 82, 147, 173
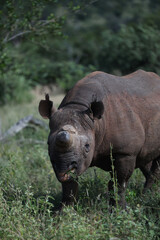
39, 70, 160, 208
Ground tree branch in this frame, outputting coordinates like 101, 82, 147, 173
3, 30, 32, 43
3, 19, 56, 43
2, 0, 98, 44
38, 19, 56, 27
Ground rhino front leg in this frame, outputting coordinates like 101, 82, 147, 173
61, 179, 78, 206
108, 155, 136, 209
108, 175, 127, 209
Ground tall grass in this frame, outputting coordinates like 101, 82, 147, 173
0, 101, 160, 239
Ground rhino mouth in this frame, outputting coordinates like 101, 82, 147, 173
57, 167, 77, 182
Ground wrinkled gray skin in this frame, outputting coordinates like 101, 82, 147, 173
39, 70, 160, 208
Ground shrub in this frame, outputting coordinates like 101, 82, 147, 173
0, 71, 32, 105
99, 24, 160, 75
55, 61, 95, 91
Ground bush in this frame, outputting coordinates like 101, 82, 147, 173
0, 71, 32, 105
4, 43, 95, 92
99, 24, 160, 75
55, 61, 95, 91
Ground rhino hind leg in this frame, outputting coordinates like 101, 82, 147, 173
140, 158, 160, 192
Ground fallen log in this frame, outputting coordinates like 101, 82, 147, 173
0, 115, 48, 142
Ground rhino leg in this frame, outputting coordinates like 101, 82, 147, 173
61, 180, 78, 206
141, 158, 160, 192
108, 155, 136, 209
140, 162, 152, 190
108, 175, 127, 209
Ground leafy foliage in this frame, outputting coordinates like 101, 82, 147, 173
1, 0, 160, 104
0, 0, 64, 45
0, 0, 98, 104
99, 24, 160, 74
0, 72, 32, 104
0, 0, 65, 104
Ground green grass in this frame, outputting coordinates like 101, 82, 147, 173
0, 100, 160, 239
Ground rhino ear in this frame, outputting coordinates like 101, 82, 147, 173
38, 94, 56, 119
90, 101, 104, 119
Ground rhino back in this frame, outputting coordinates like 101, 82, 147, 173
59, 70, 160, 107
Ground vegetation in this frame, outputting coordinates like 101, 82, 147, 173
0, 0, 160, 239
1, 0, 160, 104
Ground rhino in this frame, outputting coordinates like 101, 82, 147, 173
39, 70, 160, 208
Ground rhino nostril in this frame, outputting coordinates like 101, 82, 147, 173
71, 161, 77, 167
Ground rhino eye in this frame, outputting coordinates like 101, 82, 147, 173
85, 143, 90, 153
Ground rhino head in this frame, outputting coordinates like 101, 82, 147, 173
39, 94, 104, 183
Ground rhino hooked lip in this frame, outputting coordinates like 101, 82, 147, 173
56, 167, 77, 182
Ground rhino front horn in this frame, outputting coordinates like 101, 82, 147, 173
55, 131, 73, 149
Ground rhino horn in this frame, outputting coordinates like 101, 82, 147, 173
55, 131, 73, 149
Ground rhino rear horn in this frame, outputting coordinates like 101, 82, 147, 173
38, 94, 56, 119
90, 101, 104, 119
